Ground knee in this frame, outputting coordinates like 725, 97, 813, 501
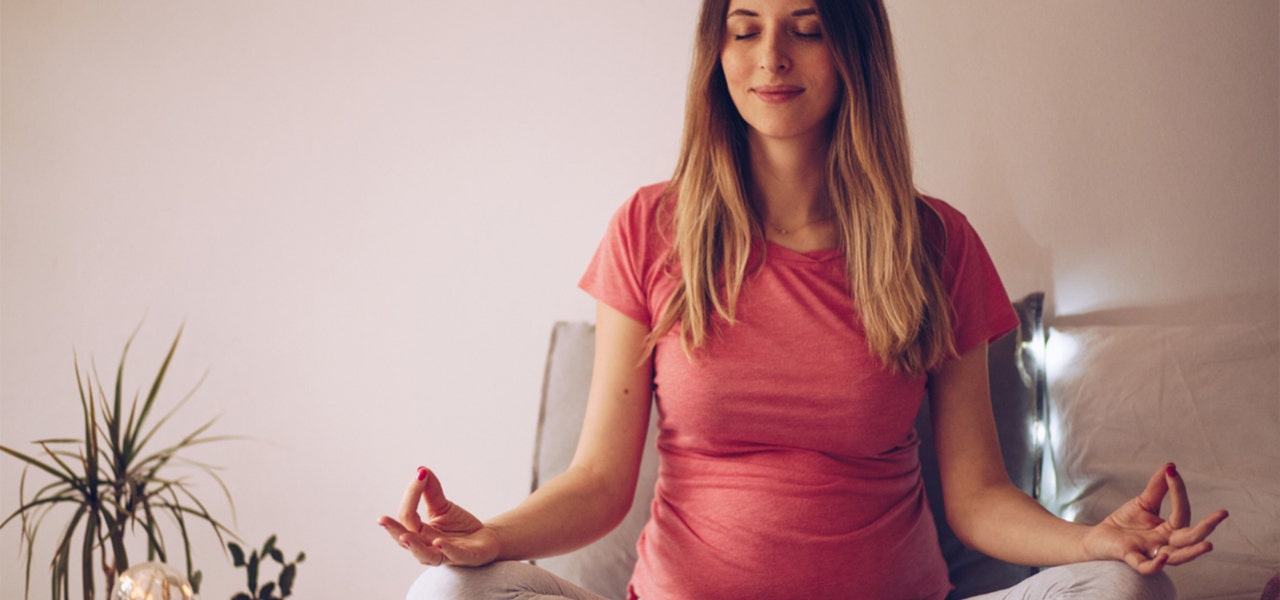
405, 562, 529, 600
1063, 561, 1176, 600
1117, 567, 1175, 600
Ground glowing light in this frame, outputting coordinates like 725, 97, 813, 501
1044, 329, 1080, 380
111, 562, 194, 600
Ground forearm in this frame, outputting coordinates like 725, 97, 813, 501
485, 463, 634, 562
948, 481, 1092, 567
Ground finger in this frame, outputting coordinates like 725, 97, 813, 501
1169, 509, 1229, 547
378, 515, 410, 540
419, 466, 454, 517
1163, 540, 1213, 566
435, 535, 493, 567
398, 467, 430, 532
378, 511, 440, 557
434, 538, 472, 566
1135, 464, 1171, 514
1165, 463, 1190, 528
1122, 548, 1168, 575
399, 531, 447, 566
379, 514, 445, 542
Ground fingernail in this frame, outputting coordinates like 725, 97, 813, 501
1167, 464, 1178, 478
417, 467, 427, 481
402, 541, 410, 549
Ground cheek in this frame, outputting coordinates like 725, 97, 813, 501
719, 50, 751, 87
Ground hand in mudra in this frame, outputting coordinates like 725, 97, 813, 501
378, 467, 500, 567
1083, 463, 1229, 574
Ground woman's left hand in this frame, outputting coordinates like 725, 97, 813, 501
1082, 463, 1229, 574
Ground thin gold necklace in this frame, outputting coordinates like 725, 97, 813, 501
769, 215, 832, 236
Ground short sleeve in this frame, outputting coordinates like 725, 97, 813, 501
927, 198, 1020, 356
578, 185, 670, 327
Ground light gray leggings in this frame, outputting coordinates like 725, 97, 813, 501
406, 560, 1176, 600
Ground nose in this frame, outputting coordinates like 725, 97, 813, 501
758, 32, 791, 73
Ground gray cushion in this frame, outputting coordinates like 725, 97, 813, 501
531, 322, 659, 600
532, 293, 1045, 599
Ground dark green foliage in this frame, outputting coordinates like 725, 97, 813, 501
229, 535, 305, 600
0, 327, 235, 600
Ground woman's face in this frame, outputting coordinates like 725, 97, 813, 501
720, 0, 841, 145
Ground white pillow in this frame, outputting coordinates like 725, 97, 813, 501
1044, 324, 1279, 600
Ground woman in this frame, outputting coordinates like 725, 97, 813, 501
378, 1, 1227, 598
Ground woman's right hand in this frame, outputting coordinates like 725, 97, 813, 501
377, 466, 501, 567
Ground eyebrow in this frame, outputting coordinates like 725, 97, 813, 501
726, 8, 818, 18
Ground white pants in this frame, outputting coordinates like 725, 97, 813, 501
406, 559, 1175, 600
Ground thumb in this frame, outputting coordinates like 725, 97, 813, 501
434, 536, 491, 567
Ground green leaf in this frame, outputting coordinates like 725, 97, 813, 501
112, 324, 140, 462
229, 541, 246, 566
127, 328, 183, 459
189, 570, 202, 594
268, 547, 284, 563
296, 551, 306, 563
232, 594, 252, 600
248, 552, 259, 592
131, 369, 210, 465
262, 533, 277, 556
259, 582, 277, 599
0, 446, 76, 486
279, 563, 296, 596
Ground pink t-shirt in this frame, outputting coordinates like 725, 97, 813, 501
579, 182, 1019, 600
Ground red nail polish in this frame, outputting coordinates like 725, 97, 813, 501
417, 468, 427, 481
1167, 464, 1178, 478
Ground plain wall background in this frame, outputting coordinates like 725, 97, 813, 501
2, 2, 1276, 598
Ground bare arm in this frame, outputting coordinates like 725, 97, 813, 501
929, 342, 1227, 573
485, 301, 655, 560
379, 301, 654, 566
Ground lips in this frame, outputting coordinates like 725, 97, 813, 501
752, 84, 804, 104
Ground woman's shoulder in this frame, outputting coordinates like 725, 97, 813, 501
918, 194, 984, 250
636, 180, 673, 202
626, 180, 674, 216
918, 195, 974, 231
611, 180, 675, 234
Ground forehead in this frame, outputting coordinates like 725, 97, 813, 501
725, 0, 819, 18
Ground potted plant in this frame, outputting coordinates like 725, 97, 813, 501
0, 327, 235, 599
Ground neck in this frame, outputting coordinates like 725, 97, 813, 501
746, 130, 832, 227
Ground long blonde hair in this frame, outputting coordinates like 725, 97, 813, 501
650, 0, 955, 376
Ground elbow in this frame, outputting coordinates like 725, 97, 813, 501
569, 463, 639, 532
940, 477, 1010, 550
941, 478, 1021, 553
944, 502, 983, 549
